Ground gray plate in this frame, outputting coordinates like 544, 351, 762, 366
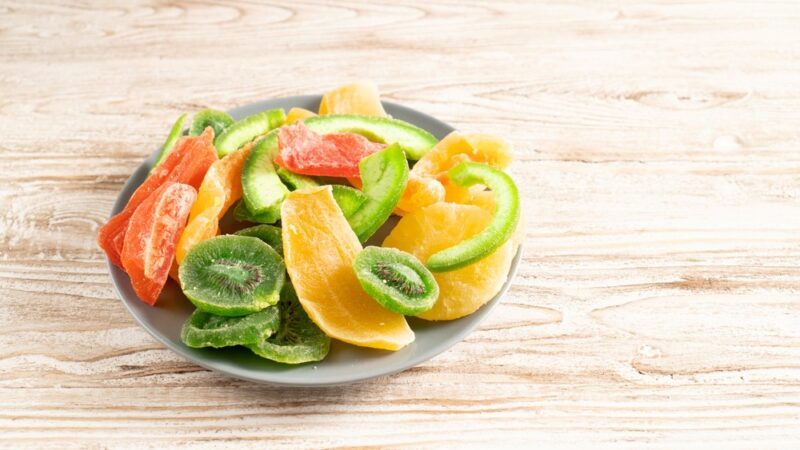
108, 95, 522, 386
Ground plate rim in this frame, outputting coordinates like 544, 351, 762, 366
107, 96, 523, 386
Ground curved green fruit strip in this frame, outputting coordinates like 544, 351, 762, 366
276, 167, 318, 191
331, 184, 367, 218
180, 307, 279, 348
234, 224, 283, 256
347, 144, 409, 242
151, 113, 187, 172
426, 162, 520, 272
354, 247, 438, 316
189, 109, 234, 137
241, 132, 289, 216
179, 235, 285, 316
304, 114, 438, 160
247, 284, 330, 364
233, 200, 280, 224
215, 108, 286, 157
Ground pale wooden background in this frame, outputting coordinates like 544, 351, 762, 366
1, 0, 799, 448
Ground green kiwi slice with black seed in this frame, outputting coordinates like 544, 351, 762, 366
247, 283, 330, 364
180, 307, 279, 348
353, 246, 439, 316
234, 224, 283, 256
179, 235, 285, 316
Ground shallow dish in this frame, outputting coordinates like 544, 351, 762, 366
108, 95, 522, 386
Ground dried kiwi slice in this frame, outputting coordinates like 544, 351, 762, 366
180, 307, 279, 348
234, 224, 283, 256
179, 235, 285, 316
247, 284, 330, 364
189, 109, 234, 137
353, 246, 438, 315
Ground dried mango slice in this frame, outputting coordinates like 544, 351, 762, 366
281, 186, 414, 350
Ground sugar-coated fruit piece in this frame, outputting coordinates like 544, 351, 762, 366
215, 109, 285, 157
121, 182, 197, 305
354, 247, 438, 316
189, 109, 234, 137
179, 235, 285, 317
247, 284, 330, 364
426, 162, 520, 272
345, 144, 408, 242
98, 128, 217, 267
274, 123, 386, 178
241, 131, 289, 217
180, 307, 280, 348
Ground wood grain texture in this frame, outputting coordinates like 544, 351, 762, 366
1, 0, 800, 447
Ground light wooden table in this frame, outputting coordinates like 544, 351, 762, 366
2, 0, 799, 448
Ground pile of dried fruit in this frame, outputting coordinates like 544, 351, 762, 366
98, 81, 521, 364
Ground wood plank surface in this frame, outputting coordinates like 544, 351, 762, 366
1, 0, 799, 447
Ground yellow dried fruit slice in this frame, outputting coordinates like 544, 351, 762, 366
281, 186, 414, 350
319, 81, 388, 117
383, 202, 516, 321
286, 107, 316, 124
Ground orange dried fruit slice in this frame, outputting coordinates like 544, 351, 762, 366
281, 186, 414, 350
383, 202, 516, 321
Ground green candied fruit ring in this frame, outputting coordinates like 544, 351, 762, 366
234, 224, 283, 256
241, 131, 289, 216
233, 200, 280, 225
151, 113, 187, 171
303, 114, 438, 160
347, 144, 409, 242
426, 162, 520, 272
331, 184, 367, 218
180, 307, 279, 348
247, 284, 330, 364
276, 167, 318, 191
189, 109, 235, 137
215, 108, 286, 157
179, 235, 285, 316
354, 246, 438, 316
